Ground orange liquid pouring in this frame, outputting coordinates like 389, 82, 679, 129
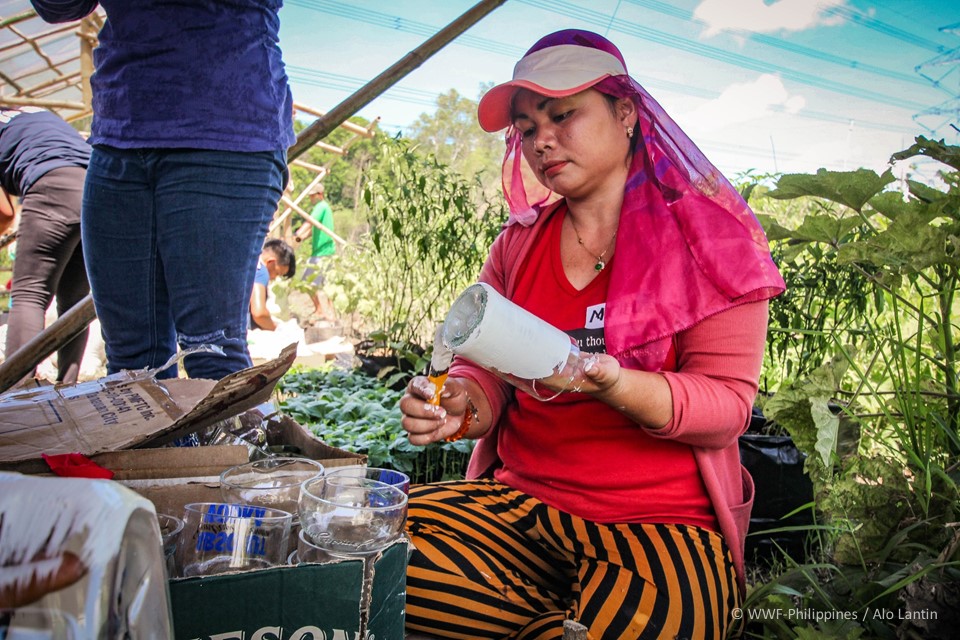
427, 372, 448, 406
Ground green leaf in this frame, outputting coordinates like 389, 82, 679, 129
769, 168, 895, 212
891, 135, 960, 171
867, 191, 911, 220
756, 213, 794, 241
791, 214, 864, 245
906, 179, 946, 204
810, 396, 840, 467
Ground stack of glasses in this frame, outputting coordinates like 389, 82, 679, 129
162, 459, 409, 579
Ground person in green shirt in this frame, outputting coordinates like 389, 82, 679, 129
294, 183, 336, 320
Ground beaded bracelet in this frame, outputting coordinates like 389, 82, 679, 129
445, 396, 478, 443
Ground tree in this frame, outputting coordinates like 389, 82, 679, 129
405, 87, 504, 205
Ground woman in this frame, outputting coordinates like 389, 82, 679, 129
30, 1, 293, 381
399, 30, 785, 639
0, 107, 90, 383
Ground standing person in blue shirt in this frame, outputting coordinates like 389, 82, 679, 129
0, 107, 90, 383
30, 1, 295, 381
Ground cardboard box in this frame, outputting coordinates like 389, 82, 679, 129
113, 423, 402, 640
168, 541, 408, 640
0, 341, 407, 638
116, 416, 367, 517
0, 344, 298, 472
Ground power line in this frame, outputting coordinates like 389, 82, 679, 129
287, 0, 525, 57
625, 0, 935, 89
823, 4, 948, 53
287, 61, 917, 138
291, 0, 932, 111
285, 0, 933, 132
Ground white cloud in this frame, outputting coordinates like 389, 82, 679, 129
694, 0, 848, 37
677, 74, 806, 134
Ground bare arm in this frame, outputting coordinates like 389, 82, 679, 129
576, 300, 769, 449
249, 284, 276, 331
0, 188, 15, 236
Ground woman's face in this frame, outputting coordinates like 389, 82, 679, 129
511, 87, 634, 201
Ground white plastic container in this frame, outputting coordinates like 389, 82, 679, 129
443, 283, 592, 400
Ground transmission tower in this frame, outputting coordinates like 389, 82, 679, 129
913, 21, 960, 140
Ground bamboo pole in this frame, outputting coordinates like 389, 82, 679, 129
79, 17, 95, 110
64, 109, 93, 125
0, 294, 96, 394
0, 96, 85, 110
0, 10, 36, 30
278, 194, 349, 247
286, 0, 508, 161
0, 70, 21, 93
0, 0, 505, 391
0, 21, 76, 53
270, 171, 326, 233
9, 24, 59, 72
293, 102, 376, 138
290, 158, 329, 173
16, 69, 81, 97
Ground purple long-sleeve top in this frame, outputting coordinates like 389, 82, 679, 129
30, 0, 295, 152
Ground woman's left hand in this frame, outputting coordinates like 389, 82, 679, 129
577, 353, 624, 396
535, 353, 623, 395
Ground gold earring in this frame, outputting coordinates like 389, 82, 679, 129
626, 126, 634, 138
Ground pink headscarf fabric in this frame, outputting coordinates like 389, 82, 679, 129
491, 30, 785, 371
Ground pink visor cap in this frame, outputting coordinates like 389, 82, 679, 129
477, 43, 627, 132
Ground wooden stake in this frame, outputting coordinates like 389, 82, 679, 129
278, 194, 348, 247
562, 620, 589, 640
0, 96, 85, 110
293, 102, 376, 138
79, 17, 95, 110
0, 294, 97, 395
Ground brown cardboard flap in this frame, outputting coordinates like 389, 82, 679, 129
94, 445, 251, 480
0, 344, 298, 466
266, 414, 365, 468
110, 418, 364, 517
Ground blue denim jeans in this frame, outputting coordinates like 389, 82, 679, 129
82, 146, 287, 380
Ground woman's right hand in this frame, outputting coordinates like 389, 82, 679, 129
399, 375, 472, 445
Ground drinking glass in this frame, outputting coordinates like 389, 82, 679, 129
287, 528, 335, 565
176, 502, 292, 577
298, 476, 408, 557
324, 466, 410, 495
156, 513, 184, 577
298, 476, 407, 638
219, 457, 325, 516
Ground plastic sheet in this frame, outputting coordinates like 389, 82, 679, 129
0, 473, 174, 638
739, 408, 816, 566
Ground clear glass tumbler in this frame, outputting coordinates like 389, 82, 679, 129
177, 502, 292, 577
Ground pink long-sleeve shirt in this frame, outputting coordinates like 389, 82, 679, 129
454, 202, 766, 595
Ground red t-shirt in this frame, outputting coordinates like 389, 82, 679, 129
495, 209, 716, 529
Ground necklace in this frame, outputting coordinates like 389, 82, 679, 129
569, 216, 618, 272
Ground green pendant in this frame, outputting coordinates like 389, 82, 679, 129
595, 260, 605, 271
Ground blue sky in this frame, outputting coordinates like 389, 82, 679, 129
279, 0, 960, 181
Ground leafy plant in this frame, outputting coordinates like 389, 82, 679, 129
276, 365, 473, 484
324, 135, 505, 382
742, 137, 960, 638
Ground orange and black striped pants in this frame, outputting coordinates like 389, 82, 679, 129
405, 480, 739, 640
